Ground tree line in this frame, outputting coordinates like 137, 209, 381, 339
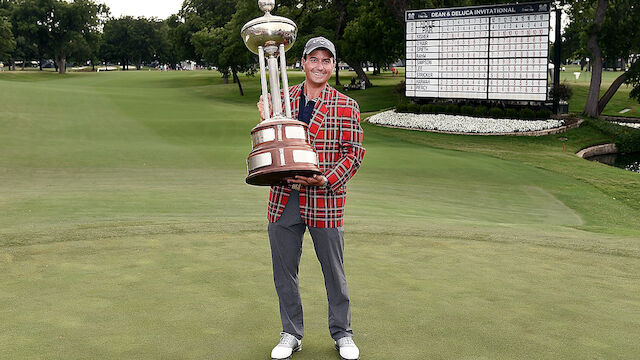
0, 0, 406, 89
1, 0, 639, 115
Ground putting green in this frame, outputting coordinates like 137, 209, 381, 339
1, 71, 639, 359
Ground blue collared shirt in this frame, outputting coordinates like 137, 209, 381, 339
298, 86, 316, 124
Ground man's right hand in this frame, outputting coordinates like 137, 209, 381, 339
257, 94, 273, 121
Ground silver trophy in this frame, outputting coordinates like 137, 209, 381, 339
241, 0, 321, 186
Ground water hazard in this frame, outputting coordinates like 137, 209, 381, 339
587, 152, 640, 173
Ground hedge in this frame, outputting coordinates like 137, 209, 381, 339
584, 118, 640, 153
460, 105, 474, 116
420, 104, 433, 114
505, 108, 518, 118
407, 103, 420, 113
489, 107, 504, 118
519, 108, 535, 119
473, 105, 488, 117
395, 102, 552, 121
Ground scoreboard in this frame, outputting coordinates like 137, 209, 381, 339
405, 2, 550, 101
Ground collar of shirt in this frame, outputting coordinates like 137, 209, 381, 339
298, 84, 318, 124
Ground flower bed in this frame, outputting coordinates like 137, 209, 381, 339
367, 110, 565, 134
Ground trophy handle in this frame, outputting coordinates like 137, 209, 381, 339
279, 43, 292, 118
267, 51, 283, 116
258, 46, 270, 120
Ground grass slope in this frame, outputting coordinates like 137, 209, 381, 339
1, 70, 639, 359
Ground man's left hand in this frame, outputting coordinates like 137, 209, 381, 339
287, 174, 327, 187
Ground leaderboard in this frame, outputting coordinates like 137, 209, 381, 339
405, 2, 550, 101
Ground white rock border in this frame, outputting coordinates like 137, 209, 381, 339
615, 122, 640, 129
367, 110, 565, 135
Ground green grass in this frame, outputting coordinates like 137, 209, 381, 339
1, 70, 639, 359
559, 64, 640, 117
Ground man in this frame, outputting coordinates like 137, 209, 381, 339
257, 37, 365, 360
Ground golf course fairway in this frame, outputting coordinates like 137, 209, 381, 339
1, 70, 639, 359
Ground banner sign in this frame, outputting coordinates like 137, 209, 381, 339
405, 2, 550, 101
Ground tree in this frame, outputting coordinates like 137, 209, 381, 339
70, 24, 101, 70
7, 0, 46, 70
101, 16, 135, 70
566, 0, 640, 117
164, 15, 189, 68
155, 19, 179, 69
165, 13, 199, 65
40, 0, 107, 74
129, 17, 164, 70
0, 0, 11, 15
102, 16, 173, 70
0, 2, 15, 65
575, 0, 608, 117
170, 0, 237, 65
560, 17, 586, 63
277, 0, 374, 87
192, 0, 259, 95
0, 15, 16, 61
341, 0, 404, 78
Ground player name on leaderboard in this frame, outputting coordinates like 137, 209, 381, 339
405, 2, 550, 101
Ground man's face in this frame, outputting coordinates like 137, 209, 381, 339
301, 49, 335, 88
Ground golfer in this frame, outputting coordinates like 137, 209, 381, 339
258, 37, 365, 360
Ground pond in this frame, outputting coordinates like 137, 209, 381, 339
587, 152, 640, 173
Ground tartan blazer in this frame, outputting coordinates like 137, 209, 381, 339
267, 82, 365, 228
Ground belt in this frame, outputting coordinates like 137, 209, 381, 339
291, 184, 301, 190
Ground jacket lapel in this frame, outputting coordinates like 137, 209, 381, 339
288, 83, 303, 117
307, 84, 333, 144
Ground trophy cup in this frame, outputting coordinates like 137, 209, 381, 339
241, 0, 322, 186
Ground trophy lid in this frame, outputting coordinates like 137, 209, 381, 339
241, 0, 297, 55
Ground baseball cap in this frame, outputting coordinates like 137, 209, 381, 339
302, 37, 336, 59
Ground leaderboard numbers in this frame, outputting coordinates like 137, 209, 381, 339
488, 12, 549, 100
405, 5, 550, 101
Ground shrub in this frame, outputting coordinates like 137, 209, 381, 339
615, 129, 640, 153
584, 118, 640, 153
420, 104, 433, 113
460, 105, 474, 116
504, 108, 518, 119
407, 103, 420, 113
519, 108, 535, 119
394, 80, 406, 95
535, 109, 552, 119
446, 104, 459, 114
549, 83, 573, 101
396, 102, 408, 113
473, 105, 488, 117
432, 104, 446, 114
489, 107, 504, 118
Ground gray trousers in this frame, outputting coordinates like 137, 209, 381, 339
268, 190, 353, 341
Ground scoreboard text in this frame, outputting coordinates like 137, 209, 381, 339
405, 2, 550, 101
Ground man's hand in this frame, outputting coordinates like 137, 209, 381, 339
287, 174, 327, 187
257, 94, 273, 121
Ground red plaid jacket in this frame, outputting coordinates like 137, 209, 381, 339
267, 82, 365, 228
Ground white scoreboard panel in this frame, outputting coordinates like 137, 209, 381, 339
405, 2, 550, 101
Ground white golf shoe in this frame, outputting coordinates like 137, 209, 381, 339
270, 332, 301, 360
335, 336, 359, 360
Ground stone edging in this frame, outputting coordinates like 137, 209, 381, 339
364, 117, 583, 137
576, 143, 618, 158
